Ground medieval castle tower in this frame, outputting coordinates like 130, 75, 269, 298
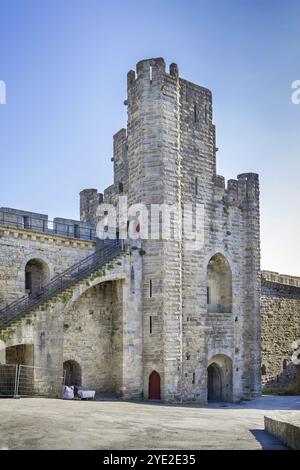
1, 57, 286, 403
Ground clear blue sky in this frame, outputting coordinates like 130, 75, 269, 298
0, 0, 299, 274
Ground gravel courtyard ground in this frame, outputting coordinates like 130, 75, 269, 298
0, 395, 299, 450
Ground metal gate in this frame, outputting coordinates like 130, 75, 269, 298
0, 364, 64, 397
0, 364, 18, 396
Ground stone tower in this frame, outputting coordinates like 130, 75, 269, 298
0, 58, 260, 403
96, 58, 261, 402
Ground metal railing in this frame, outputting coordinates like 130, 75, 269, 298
0, 364, 18, 397
0, 240, 123, 329
18, 364, 64, 397
0, 364, 64, 398
0, 214, 97, 241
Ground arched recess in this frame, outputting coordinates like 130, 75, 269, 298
5, 343, 34, 365
63, 360, 82, 386
62, 278, 126, 396
148, 370, 161, 400
207, 253, 232, 313
25, 258, 50, 295
207, 354, 233, 402
207, 363, 222, 401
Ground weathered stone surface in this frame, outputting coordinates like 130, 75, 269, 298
97, 58, 261, 402
261, 271, 300, 394
0, 226, 95, 308
0, 58, 262, 403
265, 413, 300, 449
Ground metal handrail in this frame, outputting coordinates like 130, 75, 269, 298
0, 240, 123, 329
0, 216, 97, 241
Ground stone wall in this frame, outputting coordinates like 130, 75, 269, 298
124, 58, 261, 402
80, 189, 103, 225
63, 280, 124, 394
0, 225, 95, 309
0, 57, 262, 403
0, 246, 143, 399
261, 271, 300, 394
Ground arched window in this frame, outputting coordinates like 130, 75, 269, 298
283, 359, 288, 370
261, 364, 266, 375
207, 253, 232, 313
194, 103, 197, 122
25, 258, 50, 295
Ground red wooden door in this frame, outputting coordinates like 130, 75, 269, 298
149, 371, 161, 399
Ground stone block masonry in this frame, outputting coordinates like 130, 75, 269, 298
95, 58, 261, 402
0, 58, 265, 403
261, 271, 300, 394
265, 413, 300, 449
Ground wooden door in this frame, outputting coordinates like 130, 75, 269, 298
149, 370, 161, 399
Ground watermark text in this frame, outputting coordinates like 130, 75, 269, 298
291, 80, 300, 104
0, 80, 6, 105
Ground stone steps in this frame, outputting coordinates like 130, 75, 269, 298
0, 254, 123, 334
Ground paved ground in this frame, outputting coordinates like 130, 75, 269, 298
0, 395, 299, 450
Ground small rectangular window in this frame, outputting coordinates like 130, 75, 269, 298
195, 177, 198, 196
194, 103, 197, 122
74, 224, 80, 238
25, 272, 32, 292
207, 287, 210, 304
23, 216, 30, 229
149, 279, 152, 298
192, 372, 195, 384
150, 316, 152, 334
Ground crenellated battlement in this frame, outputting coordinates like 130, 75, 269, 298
131, 57, 179, 82
237, 173, 259, 202
127, 57, 167, 90
0, 57, 262, 404
214, 172, 259, 207
128, 58, 212, 98
0, 206, 96, 241
80, 189, 103, 226
262, 270, 300, 288
136, 57, 166, 78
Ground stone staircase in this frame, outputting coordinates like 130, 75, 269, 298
0, 240, 124, 332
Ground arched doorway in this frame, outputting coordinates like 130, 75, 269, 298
149, 370, 161, 400
207, 253, 232, 313
25, 258, 50, 295
207, 363, 222, 401
63, 360, 81, 386
207, 354, 233, 402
